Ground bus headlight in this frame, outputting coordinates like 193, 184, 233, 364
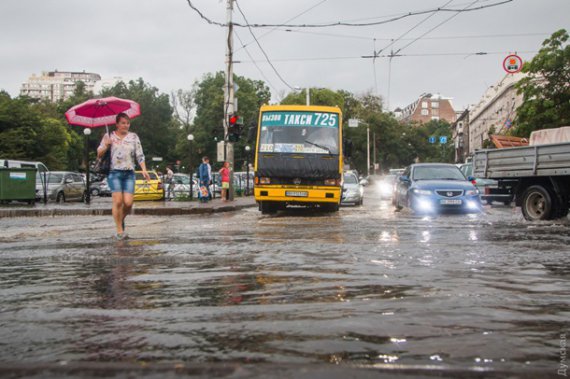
259, 177, 271, 184
324, 179, 340, 186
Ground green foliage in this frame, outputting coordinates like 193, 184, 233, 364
0, 93, 75, 170
101, 79, 176, 170
175, 72, 271, 173
514, 29, 570, 137
280, 88, 345, 109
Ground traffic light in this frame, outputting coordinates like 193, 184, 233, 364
228, 113, 243, 142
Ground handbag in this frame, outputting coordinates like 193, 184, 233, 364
94, 149, 111, 176
94, 131, 112, 176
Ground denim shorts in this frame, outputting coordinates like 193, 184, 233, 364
107, 170, 135, 194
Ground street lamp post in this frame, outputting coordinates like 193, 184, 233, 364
245, 145, 251, 196
187, 134, 194, 200
83, 128, 91, 204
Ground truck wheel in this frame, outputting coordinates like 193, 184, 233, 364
521, 185, 554, 221
552, 194, 569, 219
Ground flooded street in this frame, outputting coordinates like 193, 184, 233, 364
0, 183, 569, 377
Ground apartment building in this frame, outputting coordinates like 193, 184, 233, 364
468, 72, 525, 153
395, 93, 457, 124
20, 70, 102, 102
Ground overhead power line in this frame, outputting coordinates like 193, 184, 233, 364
235, 0, 329, 53
185, 0, 513, 28
234, 0, 295, 90
238, 50, 538, 63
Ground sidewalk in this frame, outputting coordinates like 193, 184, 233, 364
0, 196, 257, 218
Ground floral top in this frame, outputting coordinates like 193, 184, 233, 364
98, 131, 145, 171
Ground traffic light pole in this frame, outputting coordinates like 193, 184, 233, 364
224, 0, 235, 200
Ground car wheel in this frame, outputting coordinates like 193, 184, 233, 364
521, 185, 554, 221
56, 192, 65, 203
91, 188, 100, 196
486, 199, 493, 205
503, 200, 511, 206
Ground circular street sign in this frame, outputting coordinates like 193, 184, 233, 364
503, 54, 523, 74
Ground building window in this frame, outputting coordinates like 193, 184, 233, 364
432, 116, 440, 121
421, 109, 429, 116
422, 101, 428, 109
432, 109, 439, 116
431, 101, 439, 108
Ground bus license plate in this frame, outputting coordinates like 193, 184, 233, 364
440, 199, 462, 205
286, 191, 308, 197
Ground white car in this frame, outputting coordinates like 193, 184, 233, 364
341, 172, 364, 206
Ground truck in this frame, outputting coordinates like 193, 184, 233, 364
472, 131, 570, 221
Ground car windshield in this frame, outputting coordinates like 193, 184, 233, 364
413, 166, 466, 181
136, 172, 158, 180
38, 173, 63, 184
258, 111, 339, 154
343, 174, 358, 184
174, 175, 190, 185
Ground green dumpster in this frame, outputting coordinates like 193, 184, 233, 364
0, 167, 37, 204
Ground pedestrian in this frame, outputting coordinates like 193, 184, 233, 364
97, 112, 150, 240
165, 165, 174, 200
198, 156, 212, 203
219, 161, 230, 201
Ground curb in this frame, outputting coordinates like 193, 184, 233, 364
0, 203, 256, 218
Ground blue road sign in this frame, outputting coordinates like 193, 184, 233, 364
428, 136, 436, 144
439, 136, 448, 144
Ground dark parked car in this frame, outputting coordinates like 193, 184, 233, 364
394, 163, 482, 214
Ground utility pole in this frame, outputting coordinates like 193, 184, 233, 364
366, 126, 370, 177
373, 132, 376, 175
224, 0, 235, 200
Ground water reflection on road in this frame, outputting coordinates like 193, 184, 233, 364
0, 185, 569, 376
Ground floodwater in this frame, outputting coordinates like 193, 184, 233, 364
0, 183, 569, 377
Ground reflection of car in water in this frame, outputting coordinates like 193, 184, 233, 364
341, 172, 364, 206
459, 162, 512, 205
134, 171, 164, 201
394, 163, 482, 214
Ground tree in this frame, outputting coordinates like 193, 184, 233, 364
101, 79, 176, 169
280, 88, 345, 109
0, 92, 76, 170
514, 29, 570, 137
183, 72, 271, 172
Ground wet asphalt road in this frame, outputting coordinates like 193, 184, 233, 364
0, 183, 569, 378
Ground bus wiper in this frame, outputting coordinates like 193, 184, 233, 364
305, 140, 332, 155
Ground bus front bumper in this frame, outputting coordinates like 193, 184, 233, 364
254, 186, 341, 203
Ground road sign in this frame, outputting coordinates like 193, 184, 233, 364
348, 119, 359, 128
439, 136, 448, 144
428, 136, 436, 144
152, 157, 163, 162
503, 54, 523, 74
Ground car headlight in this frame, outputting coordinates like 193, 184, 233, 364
465, 189, 479, 196
412, 188, 432, 195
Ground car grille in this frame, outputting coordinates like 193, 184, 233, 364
436, 190, 463, 197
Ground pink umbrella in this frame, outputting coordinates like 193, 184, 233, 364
65, 96, 141, 128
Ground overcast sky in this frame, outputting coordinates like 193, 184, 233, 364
1, 0, 568, 112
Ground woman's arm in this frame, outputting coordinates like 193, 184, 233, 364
97, 133, 111, 158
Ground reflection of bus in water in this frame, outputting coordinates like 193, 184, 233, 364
253, 105, 343, 214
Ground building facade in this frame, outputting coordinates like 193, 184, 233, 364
451, 109, 470, 163
20, 71, 102, 102
395, 93, 457, 124
468, 72, 525, 154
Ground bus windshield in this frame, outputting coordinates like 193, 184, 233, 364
258, 111, 339, 154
